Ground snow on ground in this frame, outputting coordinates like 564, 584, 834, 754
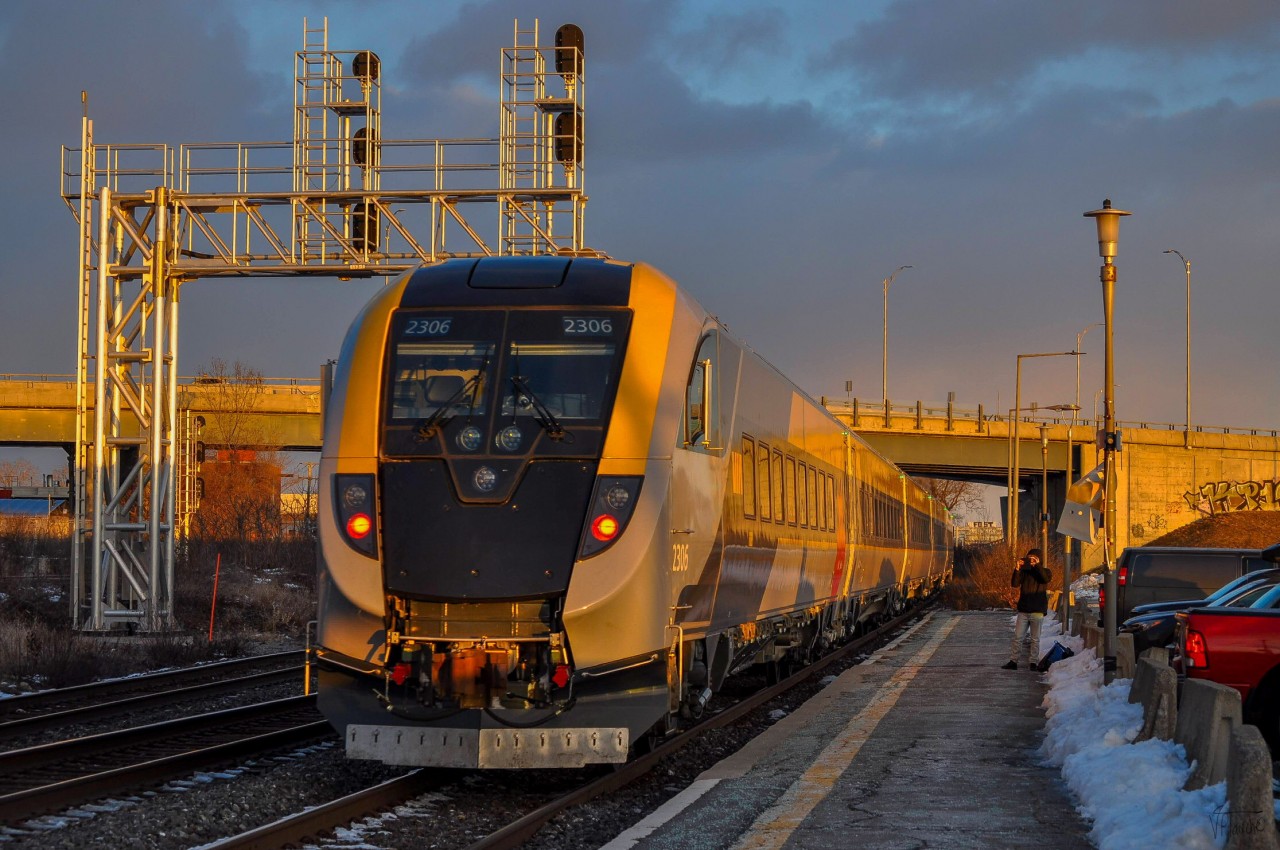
1032, 611, 1243, 850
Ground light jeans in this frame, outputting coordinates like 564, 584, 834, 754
1009, 612, 1044, 666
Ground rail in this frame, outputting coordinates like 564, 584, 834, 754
0, 694, 328, 824
200, 604, 935, 850
0, 653, 305, 736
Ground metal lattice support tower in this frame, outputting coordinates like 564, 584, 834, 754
82, 187, 180, 631
63, 18, 596, 631
293, 17, 383, 262
500, 20, 585, 255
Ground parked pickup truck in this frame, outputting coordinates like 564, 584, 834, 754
1175, 598, 1280, 748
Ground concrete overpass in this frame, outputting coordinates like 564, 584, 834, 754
6, 376, 1280, 568
0, 374, 322, 452
825, 397, 1280, 568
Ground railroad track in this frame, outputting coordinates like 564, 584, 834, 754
0, 650, 306, 739
0, 694, 333, 825
201, 605, 931, 850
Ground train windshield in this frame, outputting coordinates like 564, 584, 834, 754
501, 342, 617, 421
382, 309, 630, 457
388, 342, 495, 421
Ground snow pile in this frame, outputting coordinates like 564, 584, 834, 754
1039, 648, 1229, 849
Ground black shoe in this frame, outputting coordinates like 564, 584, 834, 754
1001, 660, 1017, 670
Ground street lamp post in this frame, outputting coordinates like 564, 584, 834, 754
1085, 198, 1132, 685
1163, 249, 1192, 448
1009, 351, 1079, 548
1064, 322, 1101, 625
881, 265, 912, 403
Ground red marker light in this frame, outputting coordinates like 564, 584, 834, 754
591, 514, 619, 541
347, 513, 373, 539
552, 664, 571, 688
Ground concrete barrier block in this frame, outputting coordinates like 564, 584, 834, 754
1176, 679, 1242, 790
1116, 632, 1136, 679
1072, 603, 1093, 638
1139, 646, 1169, 667
1130, 657, 1160, 705
1135, 662, 1178, 742
1224, 724, 1279, 850
1083, 625, 1102, 655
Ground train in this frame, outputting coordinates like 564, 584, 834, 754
312, 256, 953, 769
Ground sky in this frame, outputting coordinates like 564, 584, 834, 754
3, 1, 1280, 444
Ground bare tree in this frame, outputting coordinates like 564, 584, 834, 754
915, 476, 986, 520
0, 459, 39, 487
186, 359, 284, 567
193, 358, 270, 449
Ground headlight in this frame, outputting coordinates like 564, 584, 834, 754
456, 425, 483, 452
473, 466, 498, 492
496, 425, 523, 452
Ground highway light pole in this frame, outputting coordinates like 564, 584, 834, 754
1163, 249, 1192, 448
1009, 352, 1079, 550
1040, 424, 1050, 579
1085, 198, 1132, 685
881, 265, 912, 404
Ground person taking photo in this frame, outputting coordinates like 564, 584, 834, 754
1003, 548, 1051, 670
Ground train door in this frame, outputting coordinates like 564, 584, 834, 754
670, 330, 725, 629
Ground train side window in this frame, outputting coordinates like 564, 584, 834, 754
758, 442, 772, 521
772, 450, 784, 524
817, 470, 826, 531
682, 332, 720, 452
860, 484, 872, 539
826, 475, 836, 532
742, 437, 757, 518
785, 456, 797, 525
797, 462, 808, 528
807, 466, 818, 529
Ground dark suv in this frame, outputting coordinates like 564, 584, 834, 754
1114, 546, 1274, 624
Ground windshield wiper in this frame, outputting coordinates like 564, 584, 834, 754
510, 375, 569, 442
414, 359, 487, 441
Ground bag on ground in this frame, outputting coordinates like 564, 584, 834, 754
1037, 641, 1075, 672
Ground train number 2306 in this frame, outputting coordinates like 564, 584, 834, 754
672, 543, 690, 572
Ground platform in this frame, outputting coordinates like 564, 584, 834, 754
604, 610, 1093, 850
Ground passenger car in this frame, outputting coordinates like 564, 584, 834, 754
1120, 568, 1279, 655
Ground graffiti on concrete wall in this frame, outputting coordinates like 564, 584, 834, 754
1183, 479, 1280, 515
1130, 513, 1168, 540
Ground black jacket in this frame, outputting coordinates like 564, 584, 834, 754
1011, 564, 1052, 614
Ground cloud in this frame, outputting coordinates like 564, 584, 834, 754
818, 0, 1280, 102
667, 6, 788, 72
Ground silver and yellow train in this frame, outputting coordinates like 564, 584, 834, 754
314, 256, 953, 769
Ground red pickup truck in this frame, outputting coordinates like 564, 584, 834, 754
1175, 604, 1280, 748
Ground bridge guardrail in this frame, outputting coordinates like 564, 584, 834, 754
820, 397, 1280, 438
0, 374, 320, 395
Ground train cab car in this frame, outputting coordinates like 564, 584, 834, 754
313, 255, 951, 769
